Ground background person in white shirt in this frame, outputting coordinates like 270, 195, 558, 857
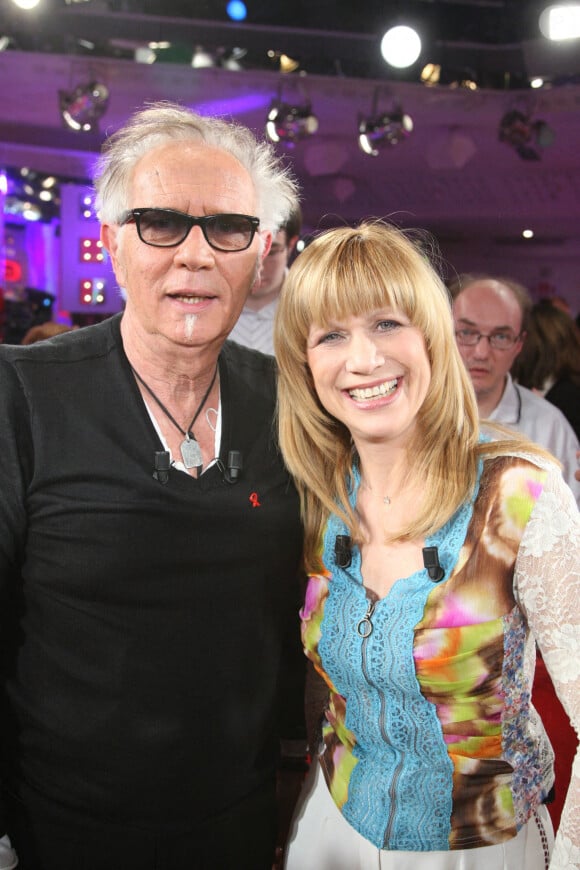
228, 206, 302, 355
449, 274, 580, 504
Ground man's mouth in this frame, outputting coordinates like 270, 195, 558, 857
170, 294, 209, 305
348, 377, 399, 400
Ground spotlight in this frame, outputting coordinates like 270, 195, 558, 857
267, 50, 300, 73
380, 25, 422, 69
358, 109, 413, 157
421, 63, 441, 86
221, 47, 246, 71
59, 81, 109, 132
226, 0, 247, 22
279, 53, 300, 74
265, 100, 318, 146
191, 46, 215, 69
11, 0, 42, 9
539, 3, 580, 40
498, 109, 555, 160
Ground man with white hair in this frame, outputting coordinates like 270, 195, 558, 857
0, 103, 304, 870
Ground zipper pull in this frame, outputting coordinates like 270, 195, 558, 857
357, 599, 376, 638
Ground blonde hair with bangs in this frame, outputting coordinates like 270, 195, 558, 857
275, 221, 485, 570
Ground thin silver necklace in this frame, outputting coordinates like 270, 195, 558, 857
360, 480, 392, 506
131, 364, 218, 470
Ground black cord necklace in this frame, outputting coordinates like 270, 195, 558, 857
513, 384, 522, 424
131, 363, 219, 470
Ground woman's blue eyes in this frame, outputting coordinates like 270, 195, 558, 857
319, 331, 342, 343
318, 320, 400, 343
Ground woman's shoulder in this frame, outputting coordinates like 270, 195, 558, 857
478, 449, 559, 502
482, 448, 558, 473
479, 449, 575, 520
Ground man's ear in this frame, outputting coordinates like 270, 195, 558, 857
101, 223, 117, 263
511, 330, 526, 364
260, 230, 273, 261
101, 223, 127, 287
248, 231, 272, 293
287, 234, 299, 255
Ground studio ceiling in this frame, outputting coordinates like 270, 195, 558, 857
1, 0, 579, 251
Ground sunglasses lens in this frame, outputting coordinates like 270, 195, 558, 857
206, 215, 255, 251
138, 210, 189, 246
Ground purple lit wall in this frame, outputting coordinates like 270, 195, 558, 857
59, 183, 122, 316
26, 221, 60, 301
3, 223, 32, 302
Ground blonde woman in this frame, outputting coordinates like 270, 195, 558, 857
274, 222, 579, 870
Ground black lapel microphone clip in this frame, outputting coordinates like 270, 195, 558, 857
153, 450, 171, 485
422, 546, 445, 582
219, 450, 243, 485
334, 535, 352, 569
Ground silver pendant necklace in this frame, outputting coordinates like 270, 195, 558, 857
131, 363, 218, 470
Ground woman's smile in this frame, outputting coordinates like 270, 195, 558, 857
307, 309, 431, 449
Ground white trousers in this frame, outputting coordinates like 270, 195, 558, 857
284, 760, 554, 870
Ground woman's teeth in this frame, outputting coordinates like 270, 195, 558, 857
349, 378, 398, 400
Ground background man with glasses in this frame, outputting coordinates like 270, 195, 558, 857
449, 275, 580, 841
0, 103, 305, 869
449, 274, 579, 502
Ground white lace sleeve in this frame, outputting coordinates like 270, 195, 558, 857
515, 463, 580, 870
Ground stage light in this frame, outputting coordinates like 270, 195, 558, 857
135, 46, 157, 64
380, 25, 422, 69
498, 108, 555, 160
191, 46, 215, 68
221, 47, 246, 71
265, 100, 319, 146
421, 63, 441, 86
21, 203, 42, 221
539, 3, 580, 40
279, 54, 300, 73
227, 0, 247, 22
59, 81, 109, 132
11, 0, 42, 9
358, 108, 413, 157
79, 279, 106, 306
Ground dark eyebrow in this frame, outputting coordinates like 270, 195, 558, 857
455, 317, 515, 332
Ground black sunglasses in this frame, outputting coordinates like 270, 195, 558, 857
119, 208, 260, 252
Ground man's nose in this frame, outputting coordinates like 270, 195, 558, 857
472, 334, 493, 355
173, 225, 215, 267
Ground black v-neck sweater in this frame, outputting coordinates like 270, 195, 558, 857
0, 315, 303, 832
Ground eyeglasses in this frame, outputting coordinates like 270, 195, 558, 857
119, 208, 260, 252
455, 328, 522, 350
